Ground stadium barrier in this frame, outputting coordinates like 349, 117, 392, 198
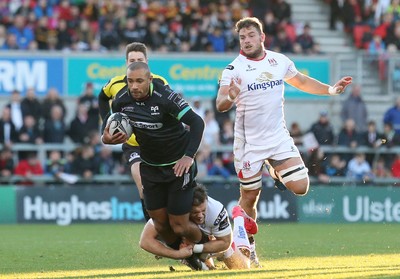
1, 143, 399, 186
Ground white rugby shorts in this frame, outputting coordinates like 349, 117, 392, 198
234, 137, 301, 179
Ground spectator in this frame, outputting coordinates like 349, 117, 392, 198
0, 106, 18, 146
70, 145, 98, 179
68, 103, 98, 144
100, 20, 120, 50
328, 0, 342, 30
0, 147, 14, 180
272, 0, 292, 23
207, 26, 226, 52
310, 111, 335, 145
346, 152, 374, 182
372, 157, 392, 178
6, 90, 23, 132
18, 115, 43, 144
337, 118, 362, 148
208, 156, 231, 179
270, 28, 293, 53
21, 87, 42, 120
391, 154, 400, 177
319, 154, 347, 183
74, 18, 96, 51
7, 14, 34, 49
203, 109, 220, 146
361, 120, 384, 165
95, 146, 115, 175
296, 23, 315, 54
340, 84, 368, 133
41, 88, 67, 121
143, 21, 165, 51
383, 96, 400, 136
191, 96, 206, 120
78, 82, 99, 128
56, 19, 73, 50
43, 105, 66, 143
14, 152, 44, 186
289, 122, 303, 146
44, 150, 73, 182
1, 33, 19, 50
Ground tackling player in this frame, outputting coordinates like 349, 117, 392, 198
216, 16, 352, 266
139, 184, 256, 270
98, 42, 168, 221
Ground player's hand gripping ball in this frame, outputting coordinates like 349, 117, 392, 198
106, 112, 133, 137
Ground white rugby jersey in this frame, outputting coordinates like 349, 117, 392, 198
198, 196, 231, 238
220, 50, 298, 147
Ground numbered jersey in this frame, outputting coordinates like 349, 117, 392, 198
220, 50, 298, 148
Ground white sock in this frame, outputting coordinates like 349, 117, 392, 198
233, 216, 250, 251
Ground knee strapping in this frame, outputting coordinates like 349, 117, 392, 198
240, 175, 262, 190
279, 165, 308, 184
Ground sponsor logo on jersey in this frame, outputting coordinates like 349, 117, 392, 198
246, 64, 256, 72
132, 121, 163, 129
218, 217, 230, 231
128, 152, 140, 162
242, 161, 251, 171
268, 58, 278, 66
122, 106, 134, 113
247, 72, 283, 91
150, 106, 160, 115
214, 209, 227, 226
135, 102, 145, 106
226, 65, 234, 70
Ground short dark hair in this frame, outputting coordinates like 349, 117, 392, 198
125, 42, 148, 61
192, 183, 208, 207
127, 61, 150, 77
235, 17, 264, 34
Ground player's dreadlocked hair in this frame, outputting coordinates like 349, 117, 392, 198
192, 182, 208, 207
235, 17, 264, 34
125, 42, 148, 60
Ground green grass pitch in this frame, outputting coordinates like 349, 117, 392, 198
0, 223, 399, 279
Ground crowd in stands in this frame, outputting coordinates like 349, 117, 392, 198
0, 0, 321, 55
1, 0, 400, 185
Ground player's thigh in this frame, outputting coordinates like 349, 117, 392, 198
140, 163, 169, 211
271, 157, 309, 195
167, 164, 198, 215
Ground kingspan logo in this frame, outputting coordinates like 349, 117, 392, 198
247, 72, 283, 91
132, 121, 163, 129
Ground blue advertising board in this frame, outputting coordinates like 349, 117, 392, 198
0, 56, 63, 96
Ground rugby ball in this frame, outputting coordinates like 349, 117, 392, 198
106, 112, 133, 136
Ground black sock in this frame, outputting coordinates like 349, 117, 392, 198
248, 236, 255, 245
141, 199, 151, 222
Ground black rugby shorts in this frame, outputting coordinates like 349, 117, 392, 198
141, 161, 198, 215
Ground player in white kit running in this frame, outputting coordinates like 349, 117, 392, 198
216, 17, 352, 266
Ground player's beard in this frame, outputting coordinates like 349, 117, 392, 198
243, 44, 264, 59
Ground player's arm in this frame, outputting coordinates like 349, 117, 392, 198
216, 78, 241, 112
286, 72, 353, 96
98, 89, 112, 121
139, 221, 193, 259
174, 109, 205, 177
194, 233, 232, 254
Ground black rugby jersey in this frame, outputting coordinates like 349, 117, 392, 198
111, 82, 203, 166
